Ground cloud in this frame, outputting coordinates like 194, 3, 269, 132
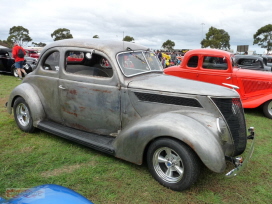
1, 0, 271, 53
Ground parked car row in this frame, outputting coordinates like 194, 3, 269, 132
262, 55, 272, 68
6, 39, 255, 192
0, 48, 37, 77
24, 48, 40, 58
234, 54, 271, 71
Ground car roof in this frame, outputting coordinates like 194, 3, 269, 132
185, 48, 233, 57
235, 55, 262, 59
0, 48, 12, 53
41, 39, 149, 56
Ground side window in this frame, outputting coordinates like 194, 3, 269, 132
187, 56, 198, 68
238, 59, 253, 66
251, 60, 261, 68
42, 51, 60, 71
65, 50, 113, 78
202, 56, 227, 70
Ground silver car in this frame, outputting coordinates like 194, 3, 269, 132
6, 39, 255, 191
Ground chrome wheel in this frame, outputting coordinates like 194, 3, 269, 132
16, 103, 30, 127
13, 67, 19, 77
14, 97, 35, 132
147, 139, 201, 191
267, 101, 272, 115
263, 100, 272, 119
153, 147, 184, 183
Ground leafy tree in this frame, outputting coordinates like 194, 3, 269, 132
93, 35, 99, 38
7, 26, 32, 47
201, 26, 230, 50
32, 42, 46, 47
162, 40, 175, 51
51, 28, 73, 41
253, 24, 272, 54
0, 40, 13, 48
123, 36, 134, 42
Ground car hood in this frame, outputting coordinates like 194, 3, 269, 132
127, 73, 238, 97
234, 67, 272, 78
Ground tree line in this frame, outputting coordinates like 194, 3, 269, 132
1, 25, 272, 53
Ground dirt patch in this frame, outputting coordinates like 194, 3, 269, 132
40, 161, 96, 178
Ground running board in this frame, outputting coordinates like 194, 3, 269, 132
37, 120, 115, 155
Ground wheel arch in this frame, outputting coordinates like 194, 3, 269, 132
114, 112, 226, 173
7, 83, 46, 127
242, 93, 272, 109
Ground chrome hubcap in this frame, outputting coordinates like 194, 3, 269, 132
16, 103, 30, 127
268, 101, 272, 115
153, 147, 184, 183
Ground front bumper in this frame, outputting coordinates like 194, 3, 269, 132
225, 127, 255, 177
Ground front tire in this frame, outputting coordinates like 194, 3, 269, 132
12, 67, 19, 77
14, 97, 35, 132
263, 100, 272, 119
147, 138, 201, 191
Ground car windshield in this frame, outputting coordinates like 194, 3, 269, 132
117, 51, 163, 77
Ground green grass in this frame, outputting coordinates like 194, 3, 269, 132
0, 74, 271, 204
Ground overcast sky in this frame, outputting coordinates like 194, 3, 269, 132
1, 0, 272, 53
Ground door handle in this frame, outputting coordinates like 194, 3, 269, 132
226, 77, 231, 80
59, 85, 66, 90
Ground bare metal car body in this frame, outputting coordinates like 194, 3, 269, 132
6, 39, 255, 191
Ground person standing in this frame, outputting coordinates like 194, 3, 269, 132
12, 43, 27, 80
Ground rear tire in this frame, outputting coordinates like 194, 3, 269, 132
263, 100, 272, 119
14, 97, 35, 132
147, 138, 201, 191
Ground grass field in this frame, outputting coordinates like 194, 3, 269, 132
0, 74, 271, 204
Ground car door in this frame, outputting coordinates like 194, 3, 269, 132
34, 49, 62, 123
196, 55, 234, 88
0, 51, 10, 72
58, 48, 121, 136
0, 51, 4, 71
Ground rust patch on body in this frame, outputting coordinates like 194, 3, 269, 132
69, 89, 77, 95
183, 138, 195, 150
91, 89, 111, 93
79, 106, 86, 111
70, 123, 90, 132
63, 108, 78, 117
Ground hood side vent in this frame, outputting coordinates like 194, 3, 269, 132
242, 79, 272, 94
134, 92, 202, 108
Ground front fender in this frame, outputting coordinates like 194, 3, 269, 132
114, 112, 226, 173
242, 93, 272, 108
7, 83, 45, 127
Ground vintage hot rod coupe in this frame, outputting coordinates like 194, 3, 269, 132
165, 49, 272, 119
6, 39, 255, 191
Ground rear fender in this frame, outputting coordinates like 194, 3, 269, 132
115, 112, 226, 173
7, 83, 45, 127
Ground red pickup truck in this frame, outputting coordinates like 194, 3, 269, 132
164, 49, 272, 119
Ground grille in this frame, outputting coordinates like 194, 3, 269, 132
134, 92, 202, 108
212, 98, 247, 156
